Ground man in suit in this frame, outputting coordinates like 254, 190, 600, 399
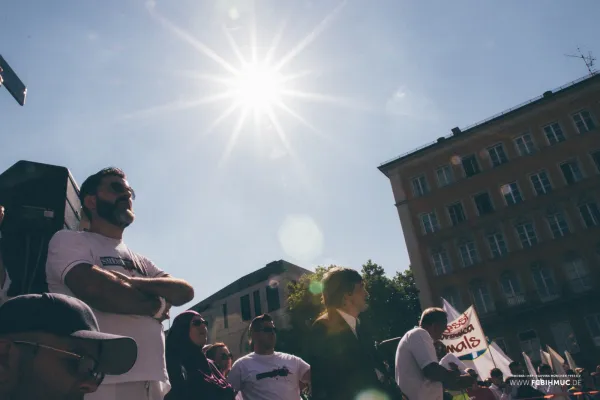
306, 267, 401, 400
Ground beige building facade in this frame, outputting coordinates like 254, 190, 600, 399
379, 73, 600, 366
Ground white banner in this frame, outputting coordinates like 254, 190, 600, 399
440, 306, 487, 357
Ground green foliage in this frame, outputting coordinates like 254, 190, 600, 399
278, 261, 421, 357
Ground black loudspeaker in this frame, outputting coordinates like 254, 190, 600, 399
0, 160, 81, 296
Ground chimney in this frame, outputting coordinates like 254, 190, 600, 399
451, 127, 462, 136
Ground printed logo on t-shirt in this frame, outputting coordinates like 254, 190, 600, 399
100, 257, 146, 275
256, 366, 291, 381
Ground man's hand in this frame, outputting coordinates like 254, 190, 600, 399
110, 271, 172, 321
108, 270, 193, 306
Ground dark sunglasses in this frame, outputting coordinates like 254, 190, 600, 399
257, 327, 277, 334
221, 352, 233, 360
106, 182, 136, 200
13, 341, 105, 384
192, 319, 208, 327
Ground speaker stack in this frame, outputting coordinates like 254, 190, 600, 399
0, 160, 81, 296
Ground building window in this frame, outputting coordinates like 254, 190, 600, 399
591, 150, 600, 172
501, 182, 523, 205
430, 247, 451, 276
487, 231, 508, 258
420, 212, 440, 234
515, 221, 538, 248
551, 321, 580, 354
544, 122, 566, 145
487, 143, 508, 167
584, 314, 600, 347
547, 210, 570, 238
579, 202, 600, 228
222, 303, 229, 329
530, 171, 552, 195
253, 290, 262, 317
563, 256, 592, 293
560, 159, 584, 185
531, 263, 558, 301
411, 175, 429, 197
436, 165, 454, 187
519, 330, 541, 361
572, 110, 596, 134
473, 192, 494, 215
266, 285, 280, 312
500, 272, 525, 307
514, 133, 535, 156
495, 337, 509, 354
458, 239, 479, 267
461, 154, 481, 177
240, 294, 252, 321
470, 280, 495, 314
447, 202, 466, 226
442, 287, 463, 313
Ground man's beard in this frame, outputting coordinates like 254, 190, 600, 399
96, 197, 135, 228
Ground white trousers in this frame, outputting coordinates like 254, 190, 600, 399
86, 381, 167, 400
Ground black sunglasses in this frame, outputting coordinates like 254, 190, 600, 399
13, 341, 105, 384
106, 182, 136, 200
192, 319, 208, 327
257, 327, 277, 334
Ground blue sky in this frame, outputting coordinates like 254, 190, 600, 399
1, 0, 599, 317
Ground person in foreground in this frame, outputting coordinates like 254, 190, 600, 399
395, 307, 474, 400
165, 311, 236, 400
45, 167, 195, 400
306, 267, 402, 400
228, 314, 311, 400
0, 293, 137, 400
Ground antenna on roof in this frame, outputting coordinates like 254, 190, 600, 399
565, 47, 596, 75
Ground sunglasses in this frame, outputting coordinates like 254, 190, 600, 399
191, 319, 208, 327
256, 327, 277, 334
221, 352, 233, 360
105, 182, 136, 200
13, 341, 105, 384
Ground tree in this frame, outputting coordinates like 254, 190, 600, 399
280, 261, 421, 357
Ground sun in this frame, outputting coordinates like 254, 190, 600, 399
232, 62, 284, 112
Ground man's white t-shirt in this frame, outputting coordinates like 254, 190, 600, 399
227, 352, 310, 400
395, 327, 443, 400
45, 230, 168, 385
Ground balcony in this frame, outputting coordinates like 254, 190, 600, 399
505, 294, 526, 307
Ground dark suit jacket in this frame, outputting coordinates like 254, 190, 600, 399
306, 310, 400, 400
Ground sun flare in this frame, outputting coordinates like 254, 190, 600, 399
232, 63, 284, 112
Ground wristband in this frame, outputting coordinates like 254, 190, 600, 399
153, 297, 167, 319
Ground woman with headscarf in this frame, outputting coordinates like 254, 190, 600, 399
165, 311, 236, 400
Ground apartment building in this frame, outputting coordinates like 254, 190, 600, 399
378, 73, 600, 367
190, 260, 310, 359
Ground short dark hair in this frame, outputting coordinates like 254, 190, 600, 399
321, 267, 363, 309
509, 361, 520, 370
204, 342, 227, 360
490, 368, 503, 378
249, 314, 273, 333
420, 307, 447, 327
79, 167, 126, 219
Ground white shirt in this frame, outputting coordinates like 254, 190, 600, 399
489, 383, 511, 400
395, 327, 443, 400
45, 230, 168, 385
227, 352, 310, 400
336, 309, 357, 336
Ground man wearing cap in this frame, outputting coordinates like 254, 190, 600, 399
45, 168, 195, 400
0, 292, 137, 400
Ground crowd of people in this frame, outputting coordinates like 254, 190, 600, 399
0, 167, 599, 400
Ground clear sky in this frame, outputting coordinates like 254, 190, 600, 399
1, 0, 599, 317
